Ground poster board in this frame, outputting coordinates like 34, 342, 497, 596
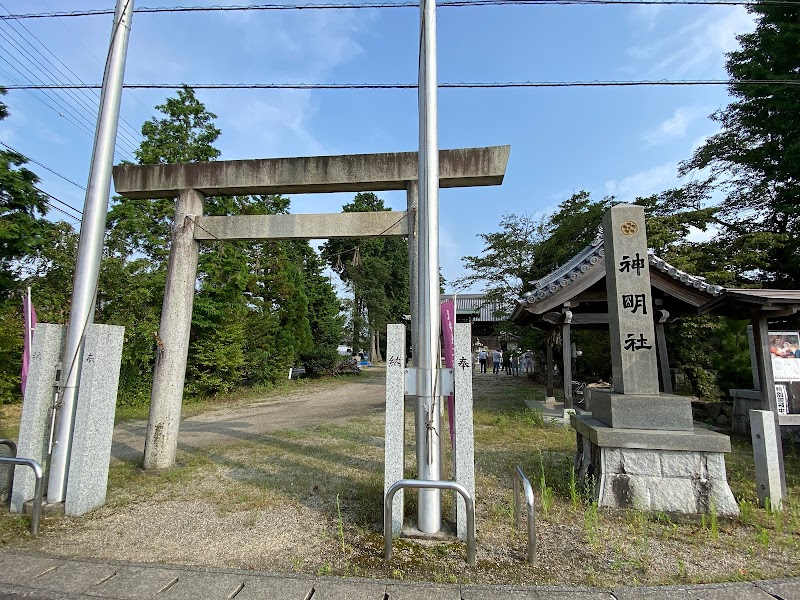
769, 331, 800, 382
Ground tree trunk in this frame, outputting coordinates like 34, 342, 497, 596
375, 328, 383, 363
370, 328, 378, 363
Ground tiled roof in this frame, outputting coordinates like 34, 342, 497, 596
516, 227, 723, 310
441, 294, 506, 322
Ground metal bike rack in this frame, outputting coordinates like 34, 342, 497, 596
0, 439, 17, 504
384, 479, 476, 566
512, 466, 536, 563
0, 456, 43, 536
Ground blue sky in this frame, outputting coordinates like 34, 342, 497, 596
0, 0, 755, 293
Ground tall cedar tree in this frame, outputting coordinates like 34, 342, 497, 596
321, 193, 409, 361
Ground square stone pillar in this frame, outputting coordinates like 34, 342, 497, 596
452, 323, 475, 540
11, 324, 65, 513
65, 325, 124, 516
384, 324, 406, 535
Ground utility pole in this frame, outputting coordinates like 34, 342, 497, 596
416, 0, 442, 533
47, 0, 135, 503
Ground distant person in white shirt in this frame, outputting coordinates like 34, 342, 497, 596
492, 348, 502, 375
478, 349, 488, 373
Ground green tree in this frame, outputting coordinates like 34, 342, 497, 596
679, 2, 800, 287
0, 88, 63, 402
103, 86, 225, 403
107, 85, 221, 263
456, 212, 547, 317
0, 89, 50, 299
321, 192, 408, 361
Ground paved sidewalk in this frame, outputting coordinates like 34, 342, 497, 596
1, 551, 798, 600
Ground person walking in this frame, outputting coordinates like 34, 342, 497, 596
511, 351, 520, 376
478, 348, 488, 373
522, 350, 534, 374
502, 351, 512, 375
492, 348, 502, 375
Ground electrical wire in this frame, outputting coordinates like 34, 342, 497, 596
0, 141, 86, 190
0, 36, 139, 161
38, 0, 157, 129
2, 0, 796, 19
0, 3, 142, 152
34, 185, 83, 219
4, 79, 799, 90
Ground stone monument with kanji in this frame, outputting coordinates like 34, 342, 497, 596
572, 204, 738, 515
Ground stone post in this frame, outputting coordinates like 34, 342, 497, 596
452, 323, 475, 540
750, 310, 786, 503
143, 188, 204, 470
750, 410, 785, 510
603, 205, 658, 395
384, 325, 406, 534
65, 325, 124, 516
11, 324, 65, 513
572, 204, 739, 516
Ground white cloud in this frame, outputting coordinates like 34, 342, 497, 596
630, 5, 666, 33
626, 7, 755, 77
686, 224, 719, 243
605, 162, 678, 200
642, 106, 709, 146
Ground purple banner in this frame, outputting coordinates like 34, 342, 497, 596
441, 300, 455, 449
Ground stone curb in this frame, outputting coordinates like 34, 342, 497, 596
1, 550, 798, 600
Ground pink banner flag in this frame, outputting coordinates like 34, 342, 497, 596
440, 300, 456, 449
21, 290, 37, 396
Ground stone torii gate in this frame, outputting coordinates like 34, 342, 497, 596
112, 146, 510, 470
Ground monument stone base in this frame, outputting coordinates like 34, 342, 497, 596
590, 391, 694, 431
572, 415, 739, 516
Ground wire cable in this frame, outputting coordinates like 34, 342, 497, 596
38, 0, 157, 129
0, 141, 87, 190
34, 185, 83, 219
2, 0, 796, 19
0, 3, 142, 151
4, 79, 800, 90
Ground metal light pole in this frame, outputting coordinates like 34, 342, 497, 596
47, 0, 135, 503
416, 0, 442, 533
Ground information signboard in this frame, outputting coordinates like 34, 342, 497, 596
769, 331, 800, 382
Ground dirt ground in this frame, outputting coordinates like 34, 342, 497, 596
111, 372, 388, 462
4, 368, 799, 586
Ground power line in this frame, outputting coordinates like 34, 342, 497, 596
0, 56, 136, 163
35, 185, 83, 219
0, 58, 98, 140
0, 140, 86, 190
0, 3, 143, 151
38, 0, 157, 128
4, 79, 800, 90
1, 0, 794, 19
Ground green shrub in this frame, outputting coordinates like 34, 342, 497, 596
301, 347, 343, 377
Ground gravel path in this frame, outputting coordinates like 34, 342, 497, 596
111, 371, 388, 463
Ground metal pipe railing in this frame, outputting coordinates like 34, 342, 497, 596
384, 478, 475, 566
512, 466, 536, 563
0, 439, 17, 504
0, 456, 43, 536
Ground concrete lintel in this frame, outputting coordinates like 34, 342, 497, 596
194, 211, 409, 241
112, 146, 510, 199
571, 415, 732, 453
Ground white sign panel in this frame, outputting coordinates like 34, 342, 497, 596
775, 384, 789, 414
769, 331, 800, 382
